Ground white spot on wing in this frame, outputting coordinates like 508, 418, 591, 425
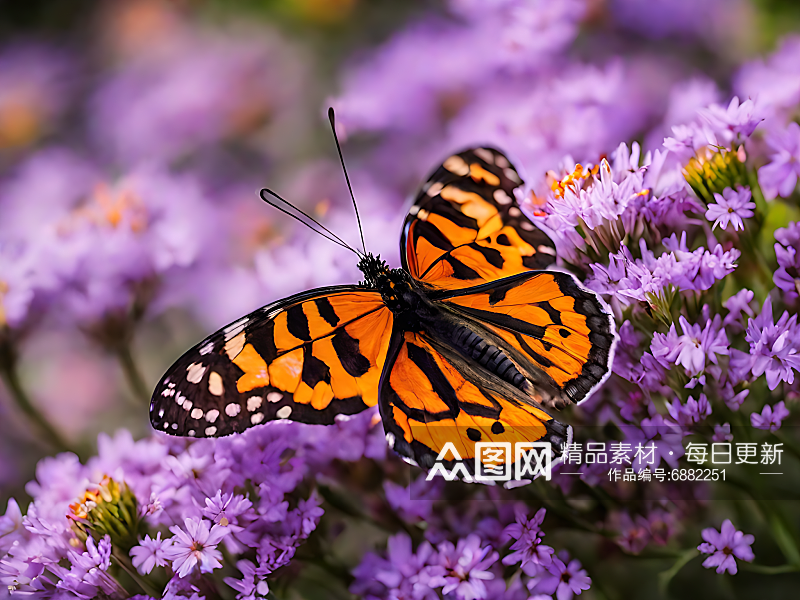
426, 181, 443, 197
386, 432, 395, 448
266, 392, 282, 403
504, 168, 520, 183
493, 189, 512, 205
508, 207, 522, 218
276, 406, 292, 419
226, 403, 241, 417
191, 408, 204, 420
224, 332, 246, 360
474, 148, 494, 164
520, 221, 535, 231
205, 409, 219, 423
538, 245, 556, 256
251, 412, 265, 425
495, 155, 509, 168
186, 363, 206, 384
409, 205, 420, 216
199, 341, 214, 356
223, 317, 249, 342
208, 372, 224, 396
205, 426, 217, 436
247, 396, 263, 411
182, 399, 192, 411
443, 155, 469, 176
158, 409, 164, 418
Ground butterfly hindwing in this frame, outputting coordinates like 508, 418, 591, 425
434, 270, 616, 407
150, 286, 394, 437
378, 327, 570, 474
401, 147, 556, 291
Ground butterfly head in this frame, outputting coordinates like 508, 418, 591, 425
357, 253, 391, 287
358, 253, 411, 308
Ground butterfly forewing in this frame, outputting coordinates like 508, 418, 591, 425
150, 286, 393, 437
401, 147, 556, 291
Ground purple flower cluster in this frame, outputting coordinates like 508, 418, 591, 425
0, 411, 385, 599
774, 222, 800, 300
352, 507, 591, 600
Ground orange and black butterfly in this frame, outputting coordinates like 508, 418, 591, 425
150, 129, 616, 476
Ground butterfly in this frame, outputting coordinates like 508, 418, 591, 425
150, 133, 616, 477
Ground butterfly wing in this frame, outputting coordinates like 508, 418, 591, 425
378, 327, 571, 473
433, 270, 616, 407
401, 147, 555, 291
150, 286, 393, 437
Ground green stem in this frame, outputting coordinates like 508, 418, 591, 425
111, 547, 161, 598
658, 548, 699, 593
0, 362, 71, 453
739, 563, 800, 574
116, 343, 150, 404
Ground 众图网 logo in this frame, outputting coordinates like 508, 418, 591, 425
425, 441, 553, 482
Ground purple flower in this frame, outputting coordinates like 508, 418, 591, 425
774, 222, 800, 299
758, 121, 800, 200
384, 473, 444, 522
750, 401, 791, 432
745, 297, 800, 389
723, 289, 755, 329
90, 30, 304, 166
735, 36, 800, 114
130, 532, 172, 575
667, 394, 712, 426
223, 560, 269, 600
351, 532, 439, 600
697, 519, 754, 575
165, 517, 228, 578
529, 551, 592, 600
646, 510, 677, 546
655, 315, 729, 385
0, 499, 24, 555
721, 383, 749, 411
698, 97, 762, 141
54, 534, 118, 598
615, 513, 651, 554
705, 186, 755, 231
713, 423, 734, 442
202, 491, 253, 528
502, 507, 554, 572
429, 534, 498, 600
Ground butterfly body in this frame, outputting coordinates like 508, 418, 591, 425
150, 147, 616, 476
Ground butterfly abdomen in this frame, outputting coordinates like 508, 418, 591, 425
451, 324, 526, 388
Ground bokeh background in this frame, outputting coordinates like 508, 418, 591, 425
2, 0, 800, 598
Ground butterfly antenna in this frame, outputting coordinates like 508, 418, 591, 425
259, 188, 360, 257
328, 107, 367, 255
